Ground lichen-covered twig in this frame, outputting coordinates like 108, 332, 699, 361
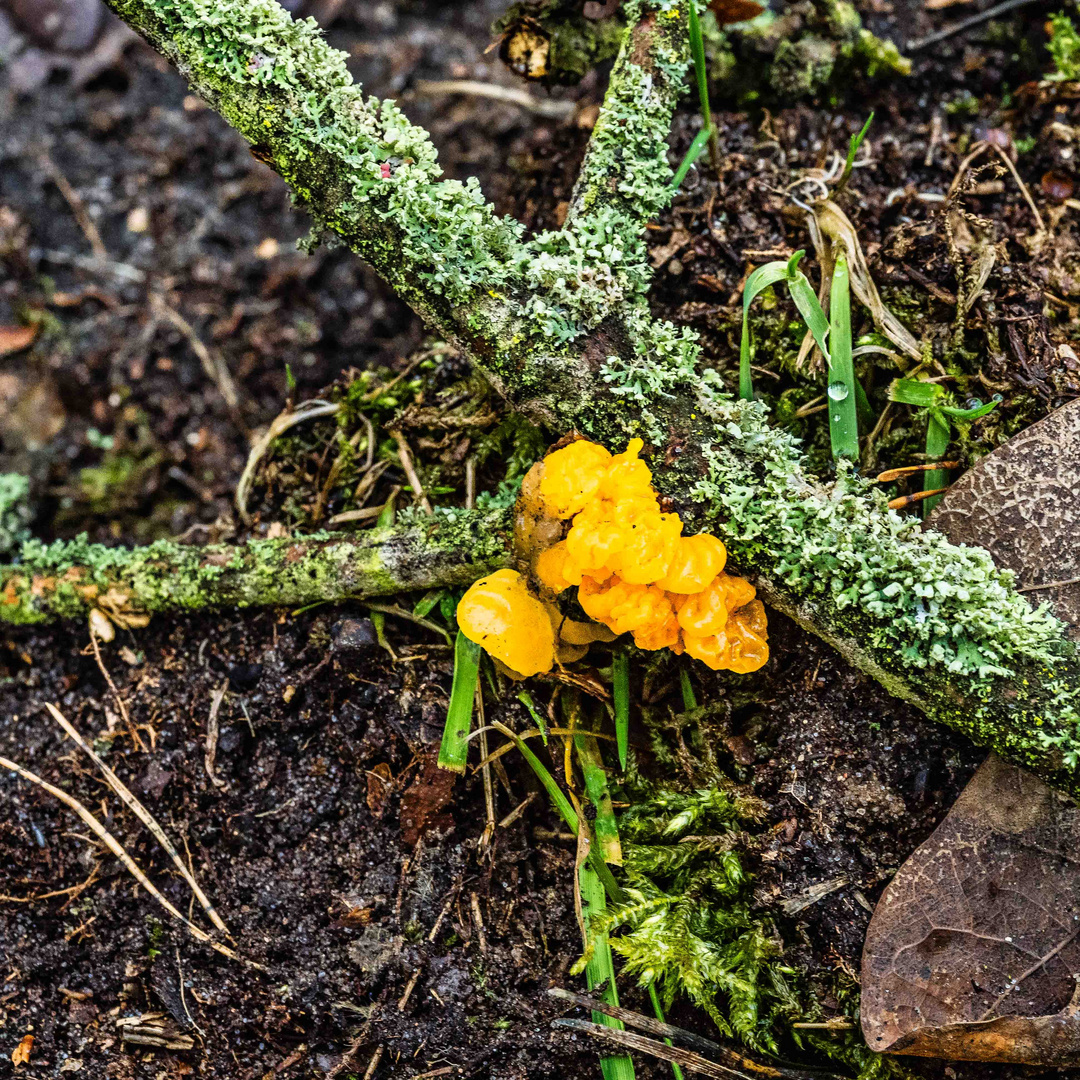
77, 0, 1080, 796
0, 510, 511, 625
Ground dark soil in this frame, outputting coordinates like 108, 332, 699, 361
1, 0, 1079, 1078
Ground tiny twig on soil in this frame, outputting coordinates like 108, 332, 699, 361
414, 79, 575, 120
39, 150, 107, 259
45, 703, 231, 937
204, 680, 228, 790
392, 431, 433, 515
0, 754, 258, 968
89, 626, 144, 752
235, 398, 341, 524
905, 0, 1040, 51
151, 294, 242, 413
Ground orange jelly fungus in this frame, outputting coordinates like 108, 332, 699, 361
461, 439, 768, 676
456, 569, 555, 678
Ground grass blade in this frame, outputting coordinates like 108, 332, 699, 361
576, 732, 622, 865
687, 0, 720, 175
678, 668, 697, 712
739, 261, 789, 400
922, 409, 951, 517
647, 982, 685, 1080
581, 864, 636, 1080
437, 632, 481, 773
835, 112, 874, 193
612, 649, 630, 770
490, 721, 626, 904
517, 689, 549, 744
785, 268, 831, 364
670, 128, 711, 191
826, 253, 859, 460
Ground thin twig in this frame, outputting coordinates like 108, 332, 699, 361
204, 681, 228, 790
40, 151, 107, 259
476, 684, 496, 854
906, 0, 1039, 51
151, 294, 241, 411
987, 142, 1046, 235
361, 1046, 384, 1080
392, 431, 433, 515
0, 755, 257, 968
45, 704, 230, 936
89, 626, 144, 752
235, 399, 340, 524
414, 79, 575, 120
1019, 575, 1080, 593
465, 457, 476, 510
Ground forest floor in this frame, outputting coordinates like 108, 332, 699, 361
1, 0, 1079, 1078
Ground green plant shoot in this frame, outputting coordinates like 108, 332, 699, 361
437, 632, 481, 773
826, 254, 859, 459
888, 378, 1001, 514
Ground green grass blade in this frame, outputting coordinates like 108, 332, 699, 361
889, 377, 942, 409
612, 649, 630, 771
670, 128, 711, 191
581, 864, 636, 1080
678, 668, 697, 712
836, 112, 874, 193
826, 253, 859, 460
517, 689, 549, 744
491, 721, 626, 904
785, 270, 831, 363
646, 983, 685, 1080
740, 262, 788, 400
437, 632, 481, 773
576, 733, 622, 865
687, 0, 719, 175
922, 409, 951, 517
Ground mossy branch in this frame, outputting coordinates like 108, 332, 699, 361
80, 0, 1080, 796
0, 511, 510, 625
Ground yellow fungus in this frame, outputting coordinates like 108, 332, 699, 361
537, 439, 612, 519
657, 533, 728, 594
463, 438, 767, 676
457, 569, 555, 677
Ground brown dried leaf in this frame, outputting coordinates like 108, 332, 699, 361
708, 0, 765, 25
928, 397, 1080, 636
861, 756, 1080, 1063
399, 754, 456, 845
862, 401, 1080, 1064
0, 324, 37, 357
366, 761, 394, 818
11, 1034, 33, 1067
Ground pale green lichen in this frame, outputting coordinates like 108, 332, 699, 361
0, 474, 32, 557
113, 0, 686, 351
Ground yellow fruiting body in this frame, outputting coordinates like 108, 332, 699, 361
537, 440, 612, 519
658, 533, 728, 593
466, 438, 768, 677
457, 569, 555, 677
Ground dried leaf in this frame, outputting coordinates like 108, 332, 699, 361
862, 400, 1080, 1064
861, 755, 1080, 1063
11, 1034, 33, 1067
366, 761, 393, 818
0, 325, 37, 356
399, 753, 456, 845
809, 200, 922, 363
927, 398, 1080, 636
708, 0, 765, 25
1042, 170, 1075, 202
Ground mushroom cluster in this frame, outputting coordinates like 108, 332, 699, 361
457, 438, 768, 678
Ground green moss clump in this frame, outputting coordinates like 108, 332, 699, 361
1048, 12, 1080, 80
604, 785, 906, 1079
